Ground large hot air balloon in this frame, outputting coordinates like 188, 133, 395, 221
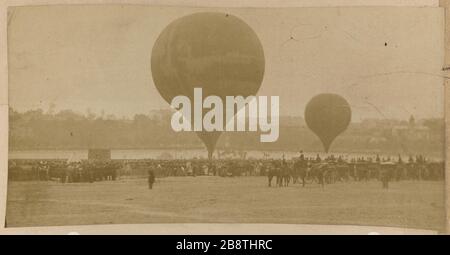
151, 12, 265, 159
304, 93, 351, 153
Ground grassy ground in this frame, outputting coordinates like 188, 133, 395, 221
5, 176, 446, 231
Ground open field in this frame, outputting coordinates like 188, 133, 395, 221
5, 177, 446, 231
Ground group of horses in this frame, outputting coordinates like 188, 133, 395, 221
267, 161, 328, 188
266, 160, 445, 188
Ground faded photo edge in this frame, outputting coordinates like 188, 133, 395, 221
0, 0, 446, 235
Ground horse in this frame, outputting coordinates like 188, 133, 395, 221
267, 167, 278, 187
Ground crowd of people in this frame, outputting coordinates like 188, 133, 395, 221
8, 160, 121, 183
8, 152, 445, 190
263, 153, 443, 189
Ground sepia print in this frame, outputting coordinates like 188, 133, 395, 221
3, 4, 447, 233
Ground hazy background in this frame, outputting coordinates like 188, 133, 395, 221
7, 5, 445, 121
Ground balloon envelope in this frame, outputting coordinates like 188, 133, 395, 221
151, 12, 265, 158
304, 93, 351, 153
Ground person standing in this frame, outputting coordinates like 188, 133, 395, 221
315, 154, 321, 163
299, 150, 305, 161
380, 167, 389, 189
148, 170, 155, 189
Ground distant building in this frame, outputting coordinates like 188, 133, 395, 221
391, 124, 430, 141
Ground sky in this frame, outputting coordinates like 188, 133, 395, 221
7, 5, 445, 121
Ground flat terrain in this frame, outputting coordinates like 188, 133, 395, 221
6, 177, 446, 231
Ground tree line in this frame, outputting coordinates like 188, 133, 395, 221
8, 107, 444, 156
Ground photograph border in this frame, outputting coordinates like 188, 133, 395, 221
0, 0, 445, 235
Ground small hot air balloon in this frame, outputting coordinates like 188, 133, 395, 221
304, 93, 351, 153
151, 12, 265, 159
